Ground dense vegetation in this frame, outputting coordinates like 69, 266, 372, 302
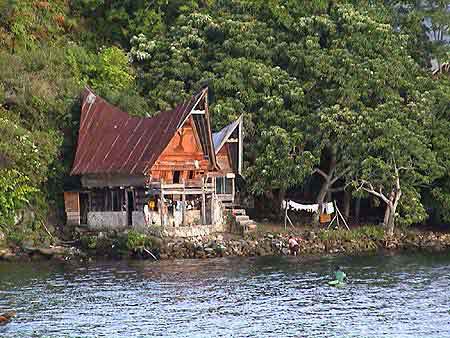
0, 0, 449, 241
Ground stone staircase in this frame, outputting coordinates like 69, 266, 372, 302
231, 208, 257, 234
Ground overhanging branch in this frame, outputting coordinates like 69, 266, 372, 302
313, 168, 328, 180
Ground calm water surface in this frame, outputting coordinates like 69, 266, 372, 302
0, 253, 449, 338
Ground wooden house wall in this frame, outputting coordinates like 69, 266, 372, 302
149, 117, 210, 183
64, 192, 80, 213
216, 144, 233, 174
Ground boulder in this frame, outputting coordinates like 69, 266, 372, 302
37, 246, 69, 257
204, 247, 214, 254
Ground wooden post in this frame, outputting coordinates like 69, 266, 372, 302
110, 190, 114, 211
335, 201, 340, 228
284, 202, 288, 230
160, 180, 165, 226
182, 192, 186, 226
232, 177, 235, 205
104, 188, 108, 211
125, 190, 129, 226
238, 115, 243, 175
201, 192, 206, 225
335, 202, 350, 230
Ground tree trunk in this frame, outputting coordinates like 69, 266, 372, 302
313, 180, 329, 225
354, 197, 361, 224
344, 190, 351, 219
385, 205, 396, 236
383, 189, 401, 236
383, 205, 391, 228
361, 168, 402, 236
326, 190, 332, 203
274, 189, 286, 219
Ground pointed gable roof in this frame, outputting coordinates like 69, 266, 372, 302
71, 87, 216, 176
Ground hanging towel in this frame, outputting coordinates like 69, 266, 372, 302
283, 200, 319, 213
325, 202, 335, 214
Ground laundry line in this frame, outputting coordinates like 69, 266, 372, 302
282, 200, 335, 214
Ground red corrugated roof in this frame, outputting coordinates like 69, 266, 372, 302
70, 87, 205, 176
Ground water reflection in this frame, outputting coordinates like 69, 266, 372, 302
0, 253, 449, 337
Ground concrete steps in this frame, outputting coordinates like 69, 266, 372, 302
231, 209, 257, 234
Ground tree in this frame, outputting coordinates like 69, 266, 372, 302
428, 64, 450, 224
129, 8, 318, 206
285, 3, 434, 220
348, 93, 439, 235
128, 2, 446, 225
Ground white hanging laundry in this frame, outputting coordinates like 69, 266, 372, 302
307, 204, 319, 213
289, 201, 306, 211
325, 202, 335, 214
143, 204, 150, 225
283, 200, 319, 213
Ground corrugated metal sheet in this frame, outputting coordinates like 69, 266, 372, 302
212, 116, 242, 153
71, 87, 205, 176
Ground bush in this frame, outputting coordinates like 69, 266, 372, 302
80, 235, 98, 250
0, 169, 38, 226
126, 230, 153, 250
317, 225, 384, 242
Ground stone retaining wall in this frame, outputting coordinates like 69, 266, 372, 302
140, 223, 228, 238
159, 231, 450, 260
2, 228, 450, 262
87, 212, 127, 230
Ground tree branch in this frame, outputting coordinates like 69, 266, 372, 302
330, 167, 350, 185
329, 186, 345, 193
360, 180, 390, 205
313, 168, 329, 180
362, 187, 390, 205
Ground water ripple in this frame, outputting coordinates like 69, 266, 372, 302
0, 253, 449, 337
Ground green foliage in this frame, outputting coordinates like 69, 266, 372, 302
0, 0, 74, 50
0, 169, 37, 226
0, 112, 61, 185
0, 0, 449, 238
397, 187, 428, 227
247, 126, 316, 194
317, 225, 385, 242
0, 1, 149, 228
126, 230, 153, 250
80, 235, 98, 250
71, 0, 205, 46
65, 44, 149, 116
86, 46, 135, 93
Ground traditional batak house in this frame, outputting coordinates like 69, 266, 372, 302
64, 86, 245, 236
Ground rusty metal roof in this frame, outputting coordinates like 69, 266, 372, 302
70, 87, 208, 176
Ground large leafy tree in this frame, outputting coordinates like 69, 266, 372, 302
129, 5, 322, 206
71, 0, 211, 46
350, 96, 439, 235
428, 66, 450, 224
128, 1, 444, 225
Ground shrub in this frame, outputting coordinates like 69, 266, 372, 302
126, 230, 152, 250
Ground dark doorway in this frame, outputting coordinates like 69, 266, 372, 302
173, 170, 181, 183
127, 191, 134, 226
79, 193, 89, 225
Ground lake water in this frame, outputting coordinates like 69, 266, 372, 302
0, 253, 449, 337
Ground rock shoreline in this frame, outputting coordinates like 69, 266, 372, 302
158, 230, 450, 260
1, 228, 450, 262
